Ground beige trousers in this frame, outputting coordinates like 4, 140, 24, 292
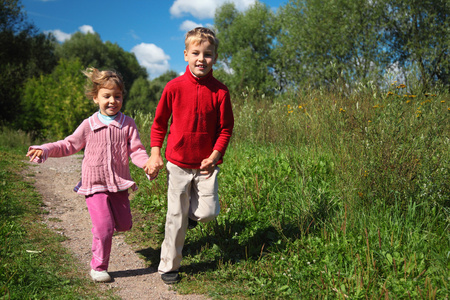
158, 161, 220, 274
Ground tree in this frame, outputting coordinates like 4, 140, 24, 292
381, 0, 449, 89
125, 70, 178, 114
214, 2, 280, 95
0, 0, 57, 126
277, 0, 389, 91
55, 32, 148, 101
21, 59, 96, 139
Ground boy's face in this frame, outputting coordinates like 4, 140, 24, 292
184, 40, 217, 78
94, 85, 123, 116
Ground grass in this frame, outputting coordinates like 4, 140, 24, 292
0, 79, 448, 299
0, 129, 114, 299
129, 82, 449, 299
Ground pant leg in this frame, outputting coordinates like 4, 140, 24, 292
109, 190, 132, 232
158, 162, 193, 274
85, 190, 131, 271
86, 192, 115, 271
190, 166, 220, 223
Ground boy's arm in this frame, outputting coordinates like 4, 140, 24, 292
200, 150, 222, 177
213, 92, 234, 157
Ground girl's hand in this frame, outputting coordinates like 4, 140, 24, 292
26, 149, 43, 162
144, 147, 164, 178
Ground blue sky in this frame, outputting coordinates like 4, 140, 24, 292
22, 0, 286, 79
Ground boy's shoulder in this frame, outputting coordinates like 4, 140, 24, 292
210, 75, 229, 92
164, 76, 182, 87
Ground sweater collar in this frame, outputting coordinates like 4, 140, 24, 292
185, 65, 213, 84
89, 111, 125, 131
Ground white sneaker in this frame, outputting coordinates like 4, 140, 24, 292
90, 269, 112, 282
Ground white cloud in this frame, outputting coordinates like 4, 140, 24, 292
170, 0, 256, 19
129, 30, 140, 40
46, 29, 72, 42
79, 25, 94, 34
45, 25, 96, 42
131, 43, 171, 79
179, 20, 203, 32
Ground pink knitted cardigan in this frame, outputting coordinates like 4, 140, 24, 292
29, 112, 149, 195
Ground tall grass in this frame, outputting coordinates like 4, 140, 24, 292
129, 82, 449, 298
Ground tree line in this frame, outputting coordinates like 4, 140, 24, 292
1, 0, 448, 139
215, 0, 449, 95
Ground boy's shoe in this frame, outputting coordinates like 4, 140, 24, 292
161, 271, 181, 284
188, 218, 198, 229
90, 269, 112, 282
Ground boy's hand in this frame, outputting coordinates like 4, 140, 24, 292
26, 149, 43, 162
144, 147, 164, 178
200, 150, 222, 178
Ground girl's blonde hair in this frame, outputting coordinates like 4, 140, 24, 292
185, 27, 219, 52
83, 67, 126, 99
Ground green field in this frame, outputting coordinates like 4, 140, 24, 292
1, 84, 449, 299
128, 86, 450, 299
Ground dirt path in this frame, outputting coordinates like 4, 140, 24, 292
25, 155, 208, 300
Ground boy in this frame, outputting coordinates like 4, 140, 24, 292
144, 27, 234, 284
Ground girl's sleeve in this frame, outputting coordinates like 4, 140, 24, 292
127, 119, 150, 169
28, 121, 88, 163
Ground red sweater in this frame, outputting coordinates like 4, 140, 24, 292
151, 66, 234, 169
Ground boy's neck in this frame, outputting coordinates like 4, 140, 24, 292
189, 67, 210, 79
189, 68, 200, 78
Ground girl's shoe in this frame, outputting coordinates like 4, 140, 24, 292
90, 269, 112, 282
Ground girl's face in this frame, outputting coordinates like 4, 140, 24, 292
94, 85, 123, 116
184, 40, 217, 78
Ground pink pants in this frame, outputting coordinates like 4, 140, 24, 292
85, 190, 132, 271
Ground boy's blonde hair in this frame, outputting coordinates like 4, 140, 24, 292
83, 67, 126, 99
185, 27, 219, 52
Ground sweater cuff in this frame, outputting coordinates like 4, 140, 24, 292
28, 146, 48, 163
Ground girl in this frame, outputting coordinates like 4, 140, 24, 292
27, 67, 151, 282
